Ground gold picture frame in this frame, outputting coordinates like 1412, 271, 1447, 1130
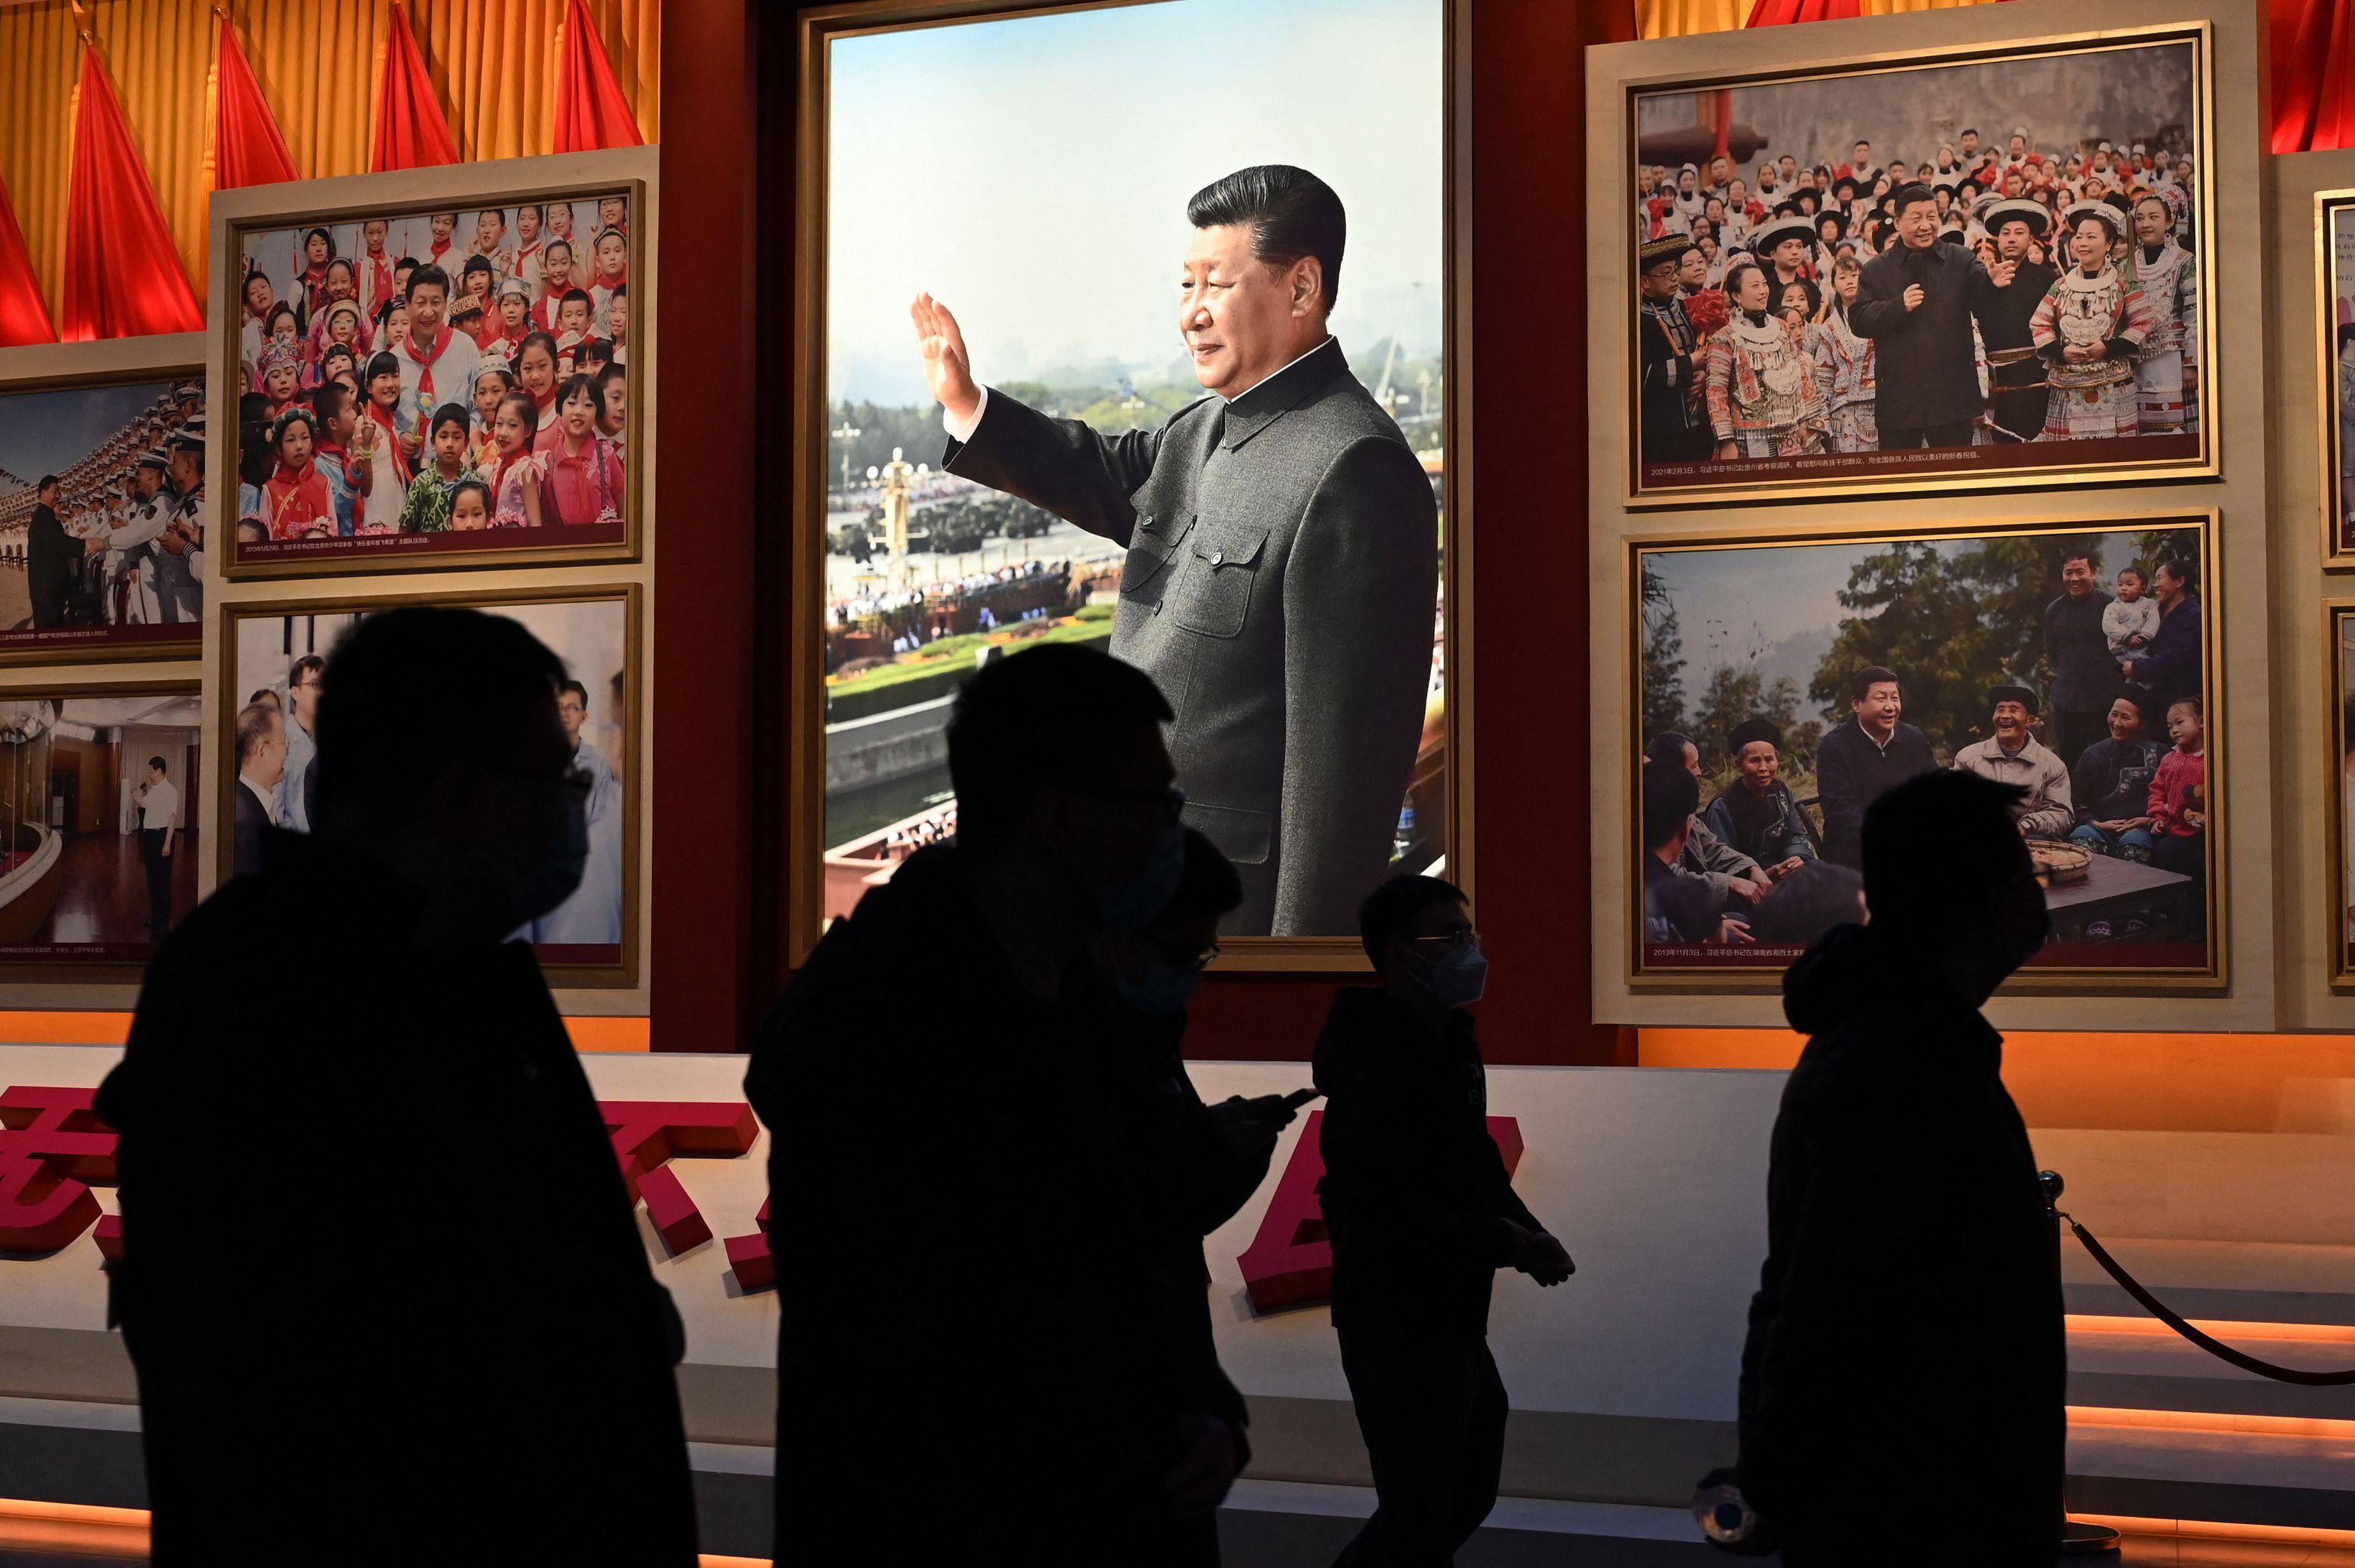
2326, 601, 2355, 992
2314, 192, 2355, 570
208, 152, 653, 581
1616, 21, 2218, 509
785, 0, 1471, 972
1623, 510, 2224, 995
212, 581, 645, 992
0, 336, 208, 667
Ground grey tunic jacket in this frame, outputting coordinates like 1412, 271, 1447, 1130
944, 338, 1437, 936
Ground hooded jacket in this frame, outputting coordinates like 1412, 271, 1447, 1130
1312, 987, 1541, 1335
1738, 924, 2065, 1564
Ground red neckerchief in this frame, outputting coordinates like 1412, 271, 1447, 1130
405, 325, 457, 407
428, 236, 453, 263
596, 262, 629, 290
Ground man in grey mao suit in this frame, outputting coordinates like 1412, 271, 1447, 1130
917, 165, 1437, 938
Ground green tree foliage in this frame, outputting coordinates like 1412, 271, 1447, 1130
1639, 555, 1687, 744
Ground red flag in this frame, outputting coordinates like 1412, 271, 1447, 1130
1745, 0, 1862, 22
0, 172, 55, 347
214, 13, 299, 189
2274, 0, 2355, 152
63, 43, 203, 341
554, 0, 645, 153
371, 0, 459, 172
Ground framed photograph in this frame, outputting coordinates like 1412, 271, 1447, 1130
2331, 605, 2355, 990
793, 0, 1462, 969
0, 371, 206, 663
0, 683, 202, 980
217, 585, 641, 987
2316, 193, 2355, 566
1628, 515, 2221, 990
1624, 23, 2215, 505
213, 165, 645, 577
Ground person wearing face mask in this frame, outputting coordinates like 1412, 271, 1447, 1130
94, 607, 698, 1563
1312, 875, 1572, 1568
1722, 770, 2061, 1567
749, 643, 1250, 1566
524, 679, 622, 947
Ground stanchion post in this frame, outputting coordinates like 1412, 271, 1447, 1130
2042, 1171, 2122, 1557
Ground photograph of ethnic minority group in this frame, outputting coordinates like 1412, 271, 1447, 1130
231, 599, 630, 960
1638, 525, 2212, 974
1634, 36, 2204, 491
232, 193, 630, 558
0, 380, 206, 647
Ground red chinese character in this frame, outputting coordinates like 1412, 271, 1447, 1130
0, 1087, 119, 1253
724, 1197, 773, 1293
598, 1101, 757, 1255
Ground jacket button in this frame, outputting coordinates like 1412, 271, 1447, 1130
1209, 550, 1225, 566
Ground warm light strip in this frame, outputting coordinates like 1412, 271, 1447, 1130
2070, 1513, 2355, 1549
0, 1503, 766, 1566
2066, 1312, 2355, 1345
2069, 1405, 2355, 1440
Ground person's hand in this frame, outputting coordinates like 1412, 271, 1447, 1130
1715, 440, 1738, 461
83, 538, 105, 555
1163, 1412, 1240, 1518
160, 839, 171, 857
1505, 1222, 1575, 1286
2121, 816, 2154, 832
2120, 660, 2138, 681
353, 417, 378, 457
1715, 916, 1754, 946
1734, 875, 1769, 907
2184, 364, 2199, 395
1771, 856, 1807, 880
1208, 1094, 1295, 1166
911, 292, 982, 428
1989, 257, 2018, 288
1902, 283, 1925, 311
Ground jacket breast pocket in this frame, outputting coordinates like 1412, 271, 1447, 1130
1176, 519, 1271, 639
1120, 512, 1194, 606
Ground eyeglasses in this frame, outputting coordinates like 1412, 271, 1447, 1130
1406, 929, 1480, 954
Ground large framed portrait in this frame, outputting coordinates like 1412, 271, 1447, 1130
2315, 194, 2355, 566
793, 0, 1460, 967
0, 359, 206, 663
217, 585, 641, 987
211, 158, 647, 578
1623, 23, 2215, 505
1628, 515, 2221, 990
2330, 605, 2355, 990
0, 683, 201, 980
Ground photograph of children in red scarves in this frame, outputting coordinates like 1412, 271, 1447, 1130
1636, 522, 2213, 975
1633, 34, 2205, 495
229, 193, 631, 563
230, 599, 628, 963
0, 381, 206, 651
0, 694, 199, 961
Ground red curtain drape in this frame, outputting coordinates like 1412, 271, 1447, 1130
62, 45, 203, 341
553, 0, 644, 152
370, 0, 460, 171
2275, 0, 2355, 152
1745, 0, 1861, 22
213, 14, 299, 188
0, 173, 56, 346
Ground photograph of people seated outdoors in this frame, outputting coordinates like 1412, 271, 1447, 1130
819, 0, 1446, 939
229, 193, 632, 565
231, 599, 628, 963
0, 380, 206, 651
1636, 522, 2214, 978
0, 693, 198, 963
1633, 33, 2206, 497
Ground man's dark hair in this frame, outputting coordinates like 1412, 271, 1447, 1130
1850, 665, 1899, 702
2060, 547, 2096, 571
147, 756, 166, 773
405, 263, 451, 303
1891, 182, 1937, 215
36, 474, 57, 493
234, 703, 280, 770
558, 679, 589, 705
945, 645, 1171, 848
1186, 165, 1346, 313
1962, 126, 1979, 138
1642, 756, 1701, 852
1358, 872, 1468, 972
1643, 731, 1695, 767
312, 608, 566, 820
1861, 771, 2029, 929
1749, 861, 1865, 947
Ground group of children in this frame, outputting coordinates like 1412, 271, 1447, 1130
234, 200, 632, 543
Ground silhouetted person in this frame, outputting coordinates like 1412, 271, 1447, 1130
748, 644, 1245, 1564
96, 607, 696, 1565
26, 474, 71, 629
1314, 875, 1572, 1567
1732, 770, 2062, 1567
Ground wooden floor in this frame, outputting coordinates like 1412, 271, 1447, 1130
32, 829, 200, 947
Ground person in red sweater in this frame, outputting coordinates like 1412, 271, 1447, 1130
2147, 696, 2207, 936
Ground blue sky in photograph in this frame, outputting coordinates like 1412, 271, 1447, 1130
826, 0, 1443, 404
0, 382, 170, 496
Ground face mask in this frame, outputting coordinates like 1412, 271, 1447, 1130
507, 787, 589, 929
1092, 821, 1184, 933
1115, 962, 1201, 1017
1414, 945, 1490, 1009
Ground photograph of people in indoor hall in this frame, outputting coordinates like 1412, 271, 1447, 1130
229, 191, 632, 566
229, 597, 630, 963
1632, 32, 2206, 495
0, 379, 206, 652
0, 693, 198, 963
817, 0, 1448, 939
1636, 521, 2213, 978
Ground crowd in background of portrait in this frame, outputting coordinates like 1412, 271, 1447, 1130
0, 382, 207, 648
1633, 37, 2206, 494
233, 195, 631, 553
1635, 524, 2214, 981
228, 600, 630, 960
